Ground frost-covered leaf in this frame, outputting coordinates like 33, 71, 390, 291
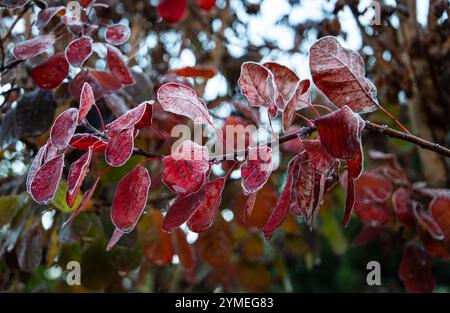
29, 154, 64, 205
263, 62, 300, 111
302, 139, 335, 174
282, 79, 310, 131
105, 24, 131, 46
36, 6, 65, 29
413, 202, 445, 241
106, 44, 135, 85
314, 106, 364, 159
13, 34, 55, 60
162, 140, 210, 197
66, 147, 93, 208
309, 36, 379, 113
238, 62, 277, 113
31, 53, 69, 90
157, 82, 214, 127
50, 108, 78, 149
78, 83, 95, 123
105, 128, 134, 167
65, 36, 93, 67
106, 101, 153, 133
430, 197, 450, 243
392, 188, 415, 227
241, 146, 272, 194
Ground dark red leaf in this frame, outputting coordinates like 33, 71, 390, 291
26, 145, 45, 194
413, 202, 445, 241
162, 191, 205, 233
106, 44, 135, 85
314, 106, 363, 160
399, 244, 435, 293
157, 0, 186, 23
309, 36, 379, 113
292, 153, 315, 219
392, 188, 415, 227
50, 108, 78, 150
70, 133, 108, 153
31, 53, 69, 90
172, 228, 196, 269
430, 197, 450, 243
263, 62, 300, 111
66, 147, 93, 208
244, 191, 258, 220
282, 79, 311, 131
65, 36, 93, 67
30, 154, 64, 205
355, 201, 391, 226
162, 140, 210, 197
77, 82, 95, 123
105, 24, 131, 46
187, 177, 226, 233
91, 70, 122, 92
241, 146, 272, 194
302, 139, 335, 174
238, 62, 277, 112
342, 177, 355, 227
105, 128, 134, 167
69, 69, 104, 101
13, 34, 55, 60
263, 154, 300, 240
106, 101, 153, 133
353, 171, 393, 203
110, 165, 151, 232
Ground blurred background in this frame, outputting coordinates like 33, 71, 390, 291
0, 0, 449, 292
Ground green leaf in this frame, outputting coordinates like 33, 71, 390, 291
52, 180, 82, 213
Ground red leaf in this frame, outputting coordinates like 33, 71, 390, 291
36, 6, 65, 29
162, 191, 205, 232
314, 106, 364, 160
70, 133, 108, 153
63, 177, 100, 227
31, 53, 69, 90
263, 154, 300, 240
91, 70, 122, 92
13, 34, 55, 60
282, 79, 311, 132
392, 188, 415, 227
244, 191, 258, 220
43, 140, 58, 163
50, 108, 78, 150
106, 44, 135, 85
157, 0, 186, 23
143, 211, 174, 266
353, 171, 393, 203
347, 143, 363, 179
240, 146, 272, 194
69, 69, 104, 101
413, 202, 445, 241
110, 165, 151, 232
187, 177, 226, 233
355, 201, 391, 226
263, 62, 300, 111
309, 36, 379, 113
302, 139, 335, 174
430, 197, 450, 243
66, 147, 93, 208
105, 24, 131, 46
162, 140, 210, 197
238, 62, 277, 112
106, 101, 153, 133
342, 177, 355, 227
26, 145, 45, 194
105, 128, 134, 167
157, 82, 214, 127
172, 228, 196, 270
65, 36, 93, 67
196, 217, 233, 266
30, 154, 64, 205
399, 244, 435, 293
292, 153, 315, 219
172, 65, 217, 79
78, 83, 95, 123
196, 0, 215, 11
352, 226, 381, 247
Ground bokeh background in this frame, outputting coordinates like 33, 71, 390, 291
0, 0, 449, 292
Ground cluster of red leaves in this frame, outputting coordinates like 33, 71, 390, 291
157, 0, 216, 23
12, 0, 134, 96
349, 151, 450, 292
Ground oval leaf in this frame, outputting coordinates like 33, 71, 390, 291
105, 128, 134, 167
13, 34, 55, 60
31, 53, 69, 90
105, 24, 131, 46
78, 82, 95, 123
65, 36, 93, 67
50, 108, 78, 150
106, 44, 135, 85
30, 154, 64, 205
241, 146, 273, 194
